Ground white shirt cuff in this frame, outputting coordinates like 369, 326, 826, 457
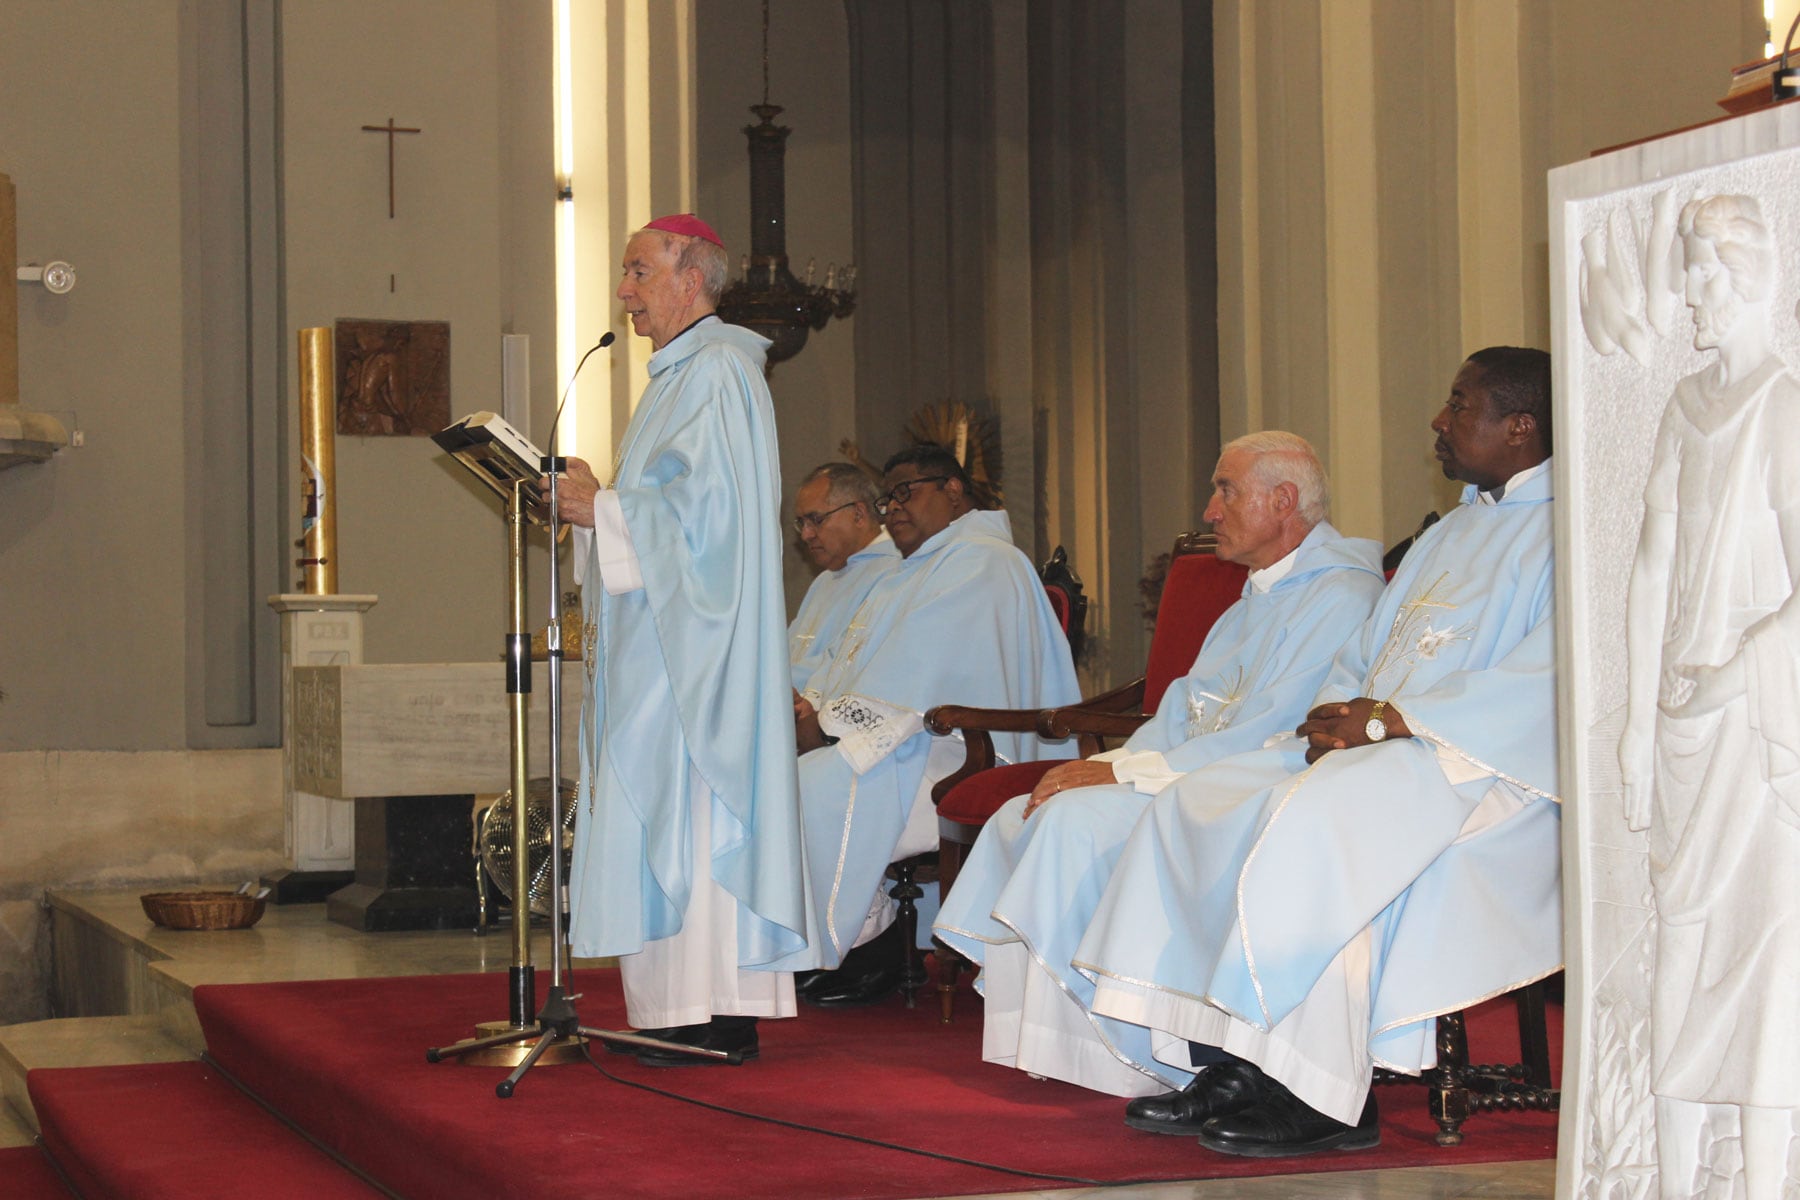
591, 489, 645, 595
1100, 749, 1180, 795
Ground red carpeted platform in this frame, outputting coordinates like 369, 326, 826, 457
172, 968, 1558, 1200
0, 1144, 76, 1199
28, 1060, 386, 1200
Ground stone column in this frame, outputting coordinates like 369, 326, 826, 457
265, 592, 378, 902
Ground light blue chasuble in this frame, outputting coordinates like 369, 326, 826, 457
1077, 465, 1561, 1109
566, 318, 807, 967
1124, 524, 1387, 772
788, 534, 902, 690
778, 509, 1081, 968
933, 523, 1384, 1088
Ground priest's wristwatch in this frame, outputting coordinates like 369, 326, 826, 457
1364, 700, 1390, 743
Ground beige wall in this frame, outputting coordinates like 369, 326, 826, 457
0, 0, 559, 1021
1215, 0, 1761, 547
0, 4, 193, 749
281, 0, 549, 668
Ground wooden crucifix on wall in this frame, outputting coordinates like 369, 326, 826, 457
361, 117, 420, 219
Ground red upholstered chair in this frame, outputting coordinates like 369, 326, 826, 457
921, 533, 1249, 1021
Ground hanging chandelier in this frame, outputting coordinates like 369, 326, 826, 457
716, 0, 856, 369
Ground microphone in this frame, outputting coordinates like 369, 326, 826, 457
545, 330, 616, 463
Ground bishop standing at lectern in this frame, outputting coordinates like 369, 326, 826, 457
553, 214, 809, 1065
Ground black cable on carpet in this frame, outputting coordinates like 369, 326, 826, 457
577, 1038, 1180, 1190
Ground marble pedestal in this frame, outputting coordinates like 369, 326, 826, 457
266, 593, 379, 904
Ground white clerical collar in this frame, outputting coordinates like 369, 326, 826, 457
838, 530, 894, 570
1477, 459, 1550, 506
1247, 541, 1302, 594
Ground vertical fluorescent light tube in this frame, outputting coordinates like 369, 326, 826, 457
624, 0, 654, 405
554, 0, 579, 450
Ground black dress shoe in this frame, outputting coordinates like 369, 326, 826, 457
1197, 1084, 1379, 1157
1122, 1062, 1271, 1135
793, 969, 832, 997
633, 1017, 759, 1067
803, 964, 902, 1008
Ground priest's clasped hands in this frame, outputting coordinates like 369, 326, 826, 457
1297, 697, 1411, 764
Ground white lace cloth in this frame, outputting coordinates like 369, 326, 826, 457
819, 692, 925, 775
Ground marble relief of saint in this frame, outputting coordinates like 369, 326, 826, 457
1618, 193, 1800, 1200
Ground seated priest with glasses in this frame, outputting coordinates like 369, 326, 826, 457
787, 462, 901, 691
934, 430, 1386, 1097
778, 444, 1081, 1007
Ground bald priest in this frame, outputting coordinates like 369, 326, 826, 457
935, 431, 1386, 1097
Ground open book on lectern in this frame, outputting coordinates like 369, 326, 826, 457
433, 411, 555, 525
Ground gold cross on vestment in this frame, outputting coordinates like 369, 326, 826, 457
1366, 571, 1468, 697
838, 616, 871, 670
361, 118, 421, 219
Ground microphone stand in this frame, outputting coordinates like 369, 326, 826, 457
426, 333, 744, 1096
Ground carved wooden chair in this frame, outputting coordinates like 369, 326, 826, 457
1371, 507, 1560, 1143
1373, 974, 1561, 1144
918, 533, 1248, 1021
1037, 545, 1089, 664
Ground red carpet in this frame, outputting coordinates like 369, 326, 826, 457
0, 1145, 75, 1199
29, 1060, 385, 1200
172, 968, 1558, 1200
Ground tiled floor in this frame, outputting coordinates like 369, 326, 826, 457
1, 890, 1557, 1200
950, 1160, 1555, 1199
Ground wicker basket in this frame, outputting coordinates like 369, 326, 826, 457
139, 891, 266, 931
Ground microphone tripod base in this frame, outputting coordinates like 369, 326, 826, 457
433, 1019, 589, 1068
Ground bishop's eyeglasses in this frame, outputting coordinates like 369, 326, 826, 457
792, 501, 860, 534
874, 475, 951, 517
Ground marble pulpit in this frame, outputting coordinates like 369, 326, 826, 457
1552, 102, 1800, 1200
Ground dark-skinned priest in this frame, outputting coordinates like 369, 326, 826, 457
934, 431, 1386, 1097
780, 445, 1081, 1006
1075, 347, 1560, 1157
554, 214, 805, 1066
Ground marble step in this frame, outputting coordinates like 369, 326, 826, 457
0, 1014, 194, 1144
